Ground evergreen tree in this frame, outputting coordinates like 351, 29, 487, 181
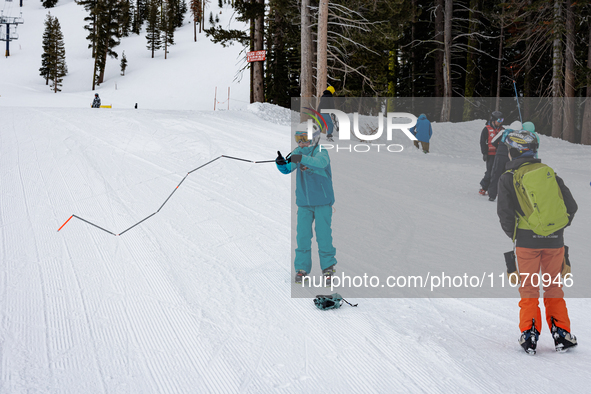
190, 0, 202, 41
173, 0, 188, 28
49, 17, 68, 93
76, 0, 99, 58
145, 0, 161, 57
40, 12, 68, 92
92, 0, 122, 88
42, 0, 59, 8
120, 50, 128, 75
39, 13, 54, 86
162, 0, 176, 59
119, 0, 133, 37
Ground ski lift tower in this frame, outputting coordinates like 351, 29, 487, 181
0, 12, 24, 57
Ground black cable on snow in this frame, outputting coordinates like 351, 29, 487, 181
58, 154, 276, 236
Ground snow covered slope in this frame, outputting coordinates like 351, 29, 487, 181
0, 0, 249, 110
1, 104, 591, 393
2, 1, 591, 392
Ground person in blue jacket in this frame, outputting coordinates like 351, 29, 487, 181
409, 114, 433, 153
276, 122, 337, 286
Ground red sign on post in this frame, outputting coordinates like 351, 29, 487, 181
247, 50, 266, 62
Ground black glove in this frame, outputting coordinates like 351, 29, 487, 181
290, 154, 302, 164
483, 153, 487, 162
276, 151, 287, 166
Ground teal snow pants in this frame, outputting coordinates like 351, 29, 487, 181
294, 204, 337, 273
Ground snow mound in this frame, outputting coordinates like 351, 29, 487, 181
244, 102, 293, 126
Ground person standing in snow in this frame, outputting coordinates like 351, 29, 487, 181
317, 86, 336, 141
91, 93, 101, 108
409, 113, 433, 153
496, 130, 578, 354
479, 110, 504, 196
275, 122, 337, 286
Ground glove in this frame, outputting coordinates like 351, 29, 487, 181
275, 151, 287, 166
507, 270, 520, 285
290, 154, 302, 164
483, 153, 487, 162
561, 245, 572, 278
504, 250, 519, 285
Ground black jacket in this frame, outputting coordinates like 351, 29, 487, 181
497, 158, 578, 248
317, 90, 335, 113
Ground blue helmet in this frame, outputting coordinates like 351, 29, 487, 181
504, 130, 538, 159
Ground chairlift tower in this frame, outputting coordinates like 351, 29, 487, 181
0, 12, 24, 57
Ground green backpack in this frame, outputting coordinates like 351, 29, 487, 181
511, 162, 569, 236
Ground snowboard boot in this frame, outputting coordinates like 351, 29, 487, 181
519, 319, 539, 355
488, 196, 496, 202
326, 135, 334, 142
322, 265, 336, 287
479, 188, 488, 196
551, 317, 577, 352
295, 270, 309, 284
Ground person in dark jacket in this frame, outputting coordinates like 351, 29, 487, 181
479, 110, 504, 196
317, 86, 335, 141
409, 114, 433, 153
497, 130, 578, 354
91, 93, 101, 108
275, 122, 337, 286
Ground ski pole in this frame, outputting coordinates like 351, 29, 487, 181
511, 66, 523, 124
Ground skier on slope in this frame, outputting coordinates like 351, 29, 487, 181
92, 93, 101, 108
317, 86, 336, 141
479, 110, 504, 197
275, 122, 337, 286
496, 129, 578, 355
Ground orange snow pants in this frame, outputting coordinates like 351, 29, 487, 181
516, 247, 570, 333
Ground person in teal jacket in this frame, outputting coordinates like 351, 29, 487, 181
276, 123, 337, 286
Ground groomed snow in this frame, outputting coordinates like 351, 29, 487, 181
1, 1, 591, 393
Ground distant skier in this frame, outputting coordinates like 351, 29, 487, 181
479, 110, 504, 196
317, 86, 336, 141
496, 130, 578, 355
92, 93, 101, 108
409, 113, 433, 153
275, 122, 337, 286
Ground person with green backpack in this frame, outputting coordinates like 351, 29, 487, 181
496, 130, 578, 355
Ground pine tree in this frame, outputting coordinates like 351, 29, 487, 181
145, 0, 161, 57
92, 0, 122, 88
120, 50, 128, 75
39, 13, 54, 86
161, 0, 176, 59
49, 18, 68, 93
119, 0, 133, 37
173, 0, 188, 28
42, 0, 59, 8
190, 0, 202, 41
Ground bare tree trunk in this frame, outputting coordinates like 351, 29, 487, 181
562, 0, 575, 142
435, 0, 444, 99
316, 0, 329, 98
440, 0, 452, 122
301, 0, 313, 98
411, 0, 416, 102
582, 22, 591, 145
523, 2, 532, 120
463, 0, 477, 121
551, 0, 563, 139
495, 9, 504, 112
252, 0, 264, 103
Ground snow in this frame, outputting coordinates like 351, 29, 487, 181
2, 1, 591, 393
